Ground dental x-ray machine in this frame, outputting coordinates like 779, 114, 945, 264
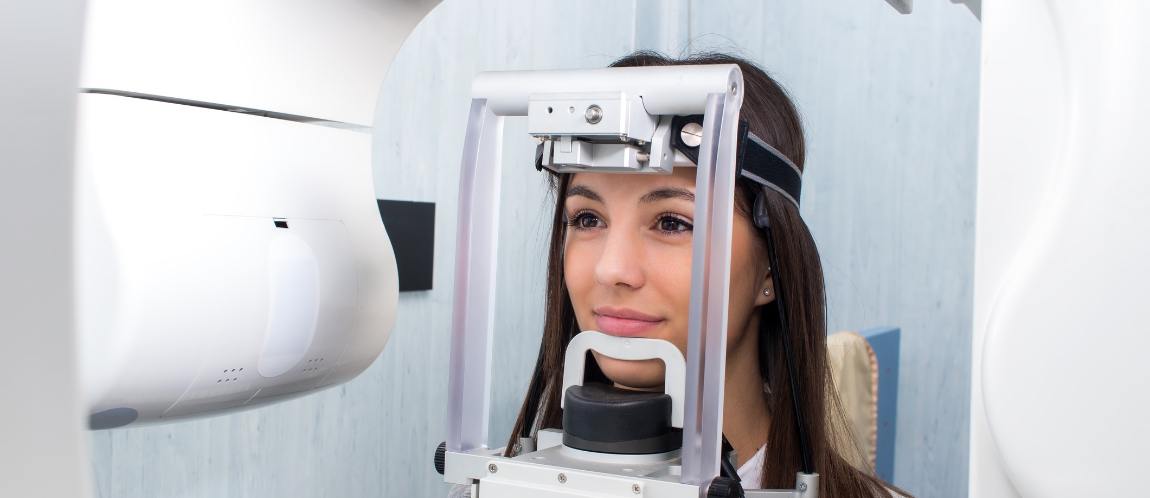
75, 0, 438, 428
7, 1, 1150, 497
437, 65, 817, 498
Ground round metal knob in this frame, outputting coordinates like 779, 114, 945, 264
680, 122, 703, 147
585, 105, 603, 124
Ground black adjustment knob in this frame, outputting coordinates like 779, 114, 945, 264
707, 476, 745, 498
434, 442, 446, 475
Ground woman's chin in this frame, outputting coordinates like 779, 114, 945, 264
594, 356, 667, 390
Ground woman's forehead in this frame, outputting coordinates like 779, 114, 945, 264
568, 169, 696, 199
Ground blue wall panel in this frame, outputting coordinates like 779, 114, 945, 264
862, 326, 902, 484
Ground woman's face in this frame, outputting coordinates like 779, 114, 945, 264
563, 168, 774, 389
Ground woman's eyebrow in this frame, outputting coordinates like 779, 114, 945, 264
640, 187, 695, 204
566, 185, 603, 203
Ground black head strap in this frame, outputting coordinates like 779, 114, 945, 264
669, 115, 802, 209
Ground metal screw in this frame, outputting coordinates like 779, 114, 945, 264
557, 473, 567, 484
680, 122, 703, 147
730, 81, 739, 95
798, 482, 808, 492
584, 105, 603, 124
488, 463, 498, 474
632, 483, 641, 494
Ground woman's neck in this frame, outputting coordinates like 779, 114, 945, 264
723, 314, 770, 467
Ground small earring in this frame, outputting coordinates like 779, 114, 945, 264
762, 288, 771, 297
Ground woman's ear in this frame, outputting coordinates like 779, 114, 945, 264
754, 266, 775, 306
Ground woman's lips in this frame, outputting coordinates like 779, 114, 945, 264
593, 307, 664, 337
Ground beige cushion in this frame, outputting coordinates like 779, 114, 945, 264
826, 331, 879, 471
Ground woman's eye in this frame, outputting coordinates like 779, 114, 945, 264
657, 215, 693, 234
570, 212, 604, 230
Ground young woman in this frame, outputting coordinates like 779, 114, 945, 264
503, 51, 909, 497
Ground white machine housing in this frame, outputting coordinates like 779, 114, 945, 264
971, 1, 1150, 496
77, 0, 439, 428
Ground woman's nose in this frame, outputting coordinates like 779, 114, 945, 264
594, 229, 645, 289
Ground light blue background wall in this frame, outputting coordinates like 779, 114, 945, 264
89, 1, 979, 497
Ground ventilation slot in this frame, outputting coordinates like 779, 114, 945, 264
216, 367, 245, 383
302, 357, 326, 373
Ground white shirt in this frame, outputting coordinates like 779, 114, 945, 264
736, 444, 768, 489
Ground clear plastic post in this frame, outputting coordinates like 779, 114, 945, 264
446, 98, 504, 452
680, 91, 743, 486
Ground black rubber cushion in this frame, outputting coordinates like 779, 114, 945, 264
562, 383, 682, 454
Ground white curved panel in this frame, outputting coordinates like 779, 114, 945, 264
78, 93, 399, 427
976, 2, 1150, 496
80, 0, 440, 125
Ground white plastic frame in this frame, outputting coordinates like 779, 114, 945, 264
445, 64, 743, 488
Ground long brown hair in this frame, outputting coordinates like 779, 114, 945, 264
505, 51, 909, 498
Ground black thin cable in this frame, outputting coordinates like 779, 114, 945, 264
758, 200, 815, 475
720, 434, 741, 481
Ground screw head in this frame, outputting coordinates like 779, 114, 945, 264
557, 473, 567, 484
585, 105, 603, 124
487, 463, 498, 474
680, 122, 703, 147
632, 483, 641, 494
730, 81, 739, 95
798, 482, 808, 492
